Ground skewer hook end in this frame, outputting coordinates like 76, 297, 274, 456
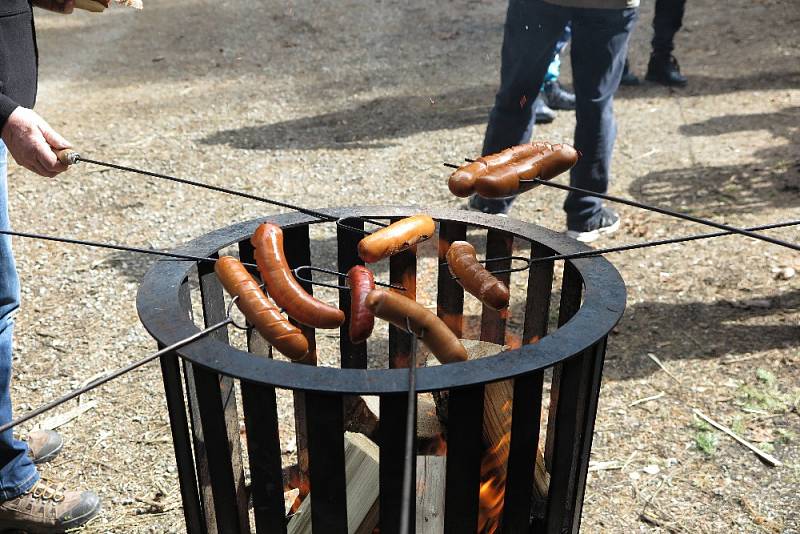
56, 149, 81, 166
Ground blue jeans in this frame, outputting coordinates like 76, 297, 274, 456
0, 141, 39, 500
473, 0, 637, 229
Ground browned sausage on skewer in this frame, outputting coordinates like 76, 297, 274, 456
474, 143, 579, 198
448, 142, 551, 197
446, 241, 510, 311
357, 215, 436, 263
346, 265, 376, 344
251, 223, 345, 329
364, 289, 468, 364
214, 256, 310, 361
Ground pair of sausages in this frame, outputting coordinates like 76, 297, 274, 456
446, 241, 510, 311
448, 142, 552, 197
358, 215, 436, 263
252, 223, 345, 329
214, 256, 310, 362
448, 142, 579, 198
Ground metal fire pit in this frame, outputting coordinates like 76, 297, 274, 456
136, 206, 626, 534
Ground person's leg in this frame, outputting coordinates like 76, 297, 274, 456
565, 7, 638, 232
646, 0, 687, 85
651, 0, 686, 57
472, 0, 569, 214
0, 141, 39, 502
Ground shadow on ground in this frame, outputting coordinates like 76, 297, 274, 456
200, 86, 493, 150
628, 106, 800, 215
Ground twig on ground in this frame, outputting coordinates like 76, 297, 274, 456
630, 392, 666, 407
647, 353, 681, 384
721, 354, 764, 365
692, 409, 782, 467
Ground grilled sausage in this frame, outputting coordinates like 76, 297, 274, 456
214, 256, 310, 361
346, 265, 376, 344
447, 142, 550, 198
364, 289, 468, 364
446, 241, 510, 311
357, 215, 436, 263
251, 223, 345, 329
474, 143, 579, 198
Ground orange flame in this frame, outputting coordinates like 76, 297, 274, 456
477, 401, 512, 532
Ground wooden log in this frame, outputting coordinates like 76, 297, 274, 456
287, 432, 379, 534
416, 455, 446, 534
344, 394, 443, 447
430, 340, 549, 498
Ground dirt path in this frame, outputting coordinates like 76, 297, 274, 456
7, 0, 798, 531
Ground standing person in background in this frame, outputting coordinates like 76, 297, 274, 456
621, 0, 687, 86
0, 0, 104, 530
534, 24, 576, 123
468, 0, 638, 243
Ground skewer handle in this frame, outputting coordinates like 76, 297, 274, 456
75, 0, 107, 12
56, 149, 81, 166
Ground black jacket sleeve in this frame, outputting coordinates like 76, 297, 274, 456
0, 1, 38, 133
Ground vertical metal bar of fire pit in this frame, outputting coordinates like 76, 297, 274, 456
542, 261, 596, 534
191, 254, 250, 533
480, 228, 513, 344
160, 276, 206, 534
569, 338, 608, 532
436, 221, 467, 337
238, 241, 287, 534
305, 392, 348, 533
380, 392, 415, 534
337, 217, 367, 369
443, 385, 485, 533
283, 225, 316, 501
389, 216, 417, 369
501, 243, 554, 533
544, 262, 583, 472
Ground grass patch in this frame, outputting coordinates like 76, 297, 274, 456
692, 415, 718, 456
737, 369, 790, 412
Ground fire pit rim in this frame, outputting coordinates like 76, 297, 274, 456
136, 205, 626, 394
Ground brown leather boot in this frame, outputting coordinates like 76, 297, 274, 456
0, 479, 100, 532
26, 430, 63, 464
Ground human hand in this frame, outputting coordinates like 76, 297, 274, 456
1, 108, 72, 178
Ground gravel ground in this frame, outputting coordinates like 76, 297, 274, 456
6, 0, 798, 532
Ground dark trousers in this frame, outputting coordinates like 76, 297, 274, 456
652, 0, 686, 56
475, 0, 637, 229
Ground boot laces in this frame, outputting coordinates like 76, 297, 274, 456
29, 480, 65, 503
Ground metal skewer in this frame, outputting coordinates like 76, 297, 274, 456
0, 310, 243, 434
439, 219, 800, 274
292, 265, 406, 291
399, 318, 422, 534
58, 150, 388, 235
0, 228, 257, 268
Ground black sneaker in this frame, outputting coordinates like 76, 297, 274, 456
645, 54, 687, 87
566, 208, 620, 243
533, 95, 556, 124
542, 80, 575, 110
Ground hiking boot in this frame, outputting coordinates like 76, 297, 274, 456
645, 54, 687, 86
566, 208, 620, 243
533, 95, 556, 124
620, 59, 640, 86
0, 480, 100, 533
27, 430, 63, 464
542, 80, 575, 110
